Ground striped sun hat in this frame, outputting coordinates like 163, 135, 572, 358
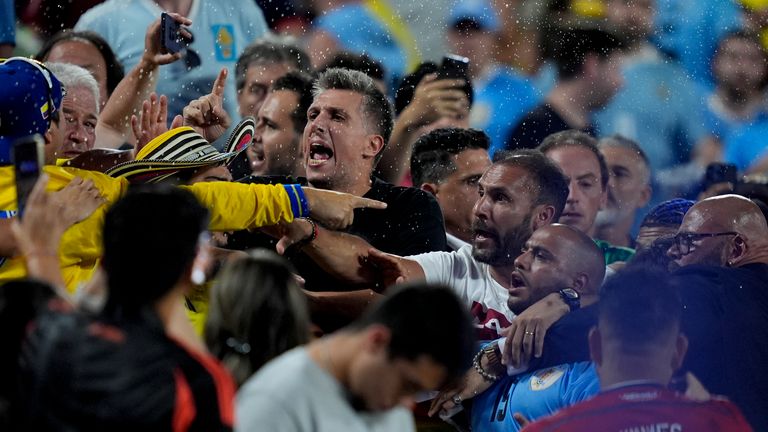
105, 117, 255, 183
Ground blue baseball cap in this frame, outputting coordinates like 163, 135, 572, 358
448, 0, 500, 32
0, 57, 64, 164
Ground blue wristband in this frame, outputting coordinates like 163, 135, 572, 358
283, 184, 310, 218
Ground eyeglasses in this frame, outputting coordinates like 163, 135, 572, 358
671, 231, 738, 256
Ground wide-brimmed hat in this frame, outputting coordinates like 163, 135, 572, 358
105, 117, 255, 183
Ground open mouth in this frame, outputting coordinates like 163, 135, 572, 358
473, 229, 497, 243
308, 141, 334, 167
510, 271, 527, 289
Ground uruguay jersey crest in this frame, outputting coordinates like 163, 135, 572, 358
530, 366, 565, 391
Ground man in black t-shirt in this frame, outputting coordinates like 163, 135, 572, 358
268, 68, 446, 301
506, 28, 623, 150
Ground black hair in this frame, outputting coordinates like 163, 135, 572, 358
640, 198, 695, 229
410, 128, 489, 186
235, 37, 312, 91
320, 51, 386, 81
493, 149, 570, 220
36, 29, 125, 98
271, 70, 315, 134
543, 27, 623, 80
538, 130, 609, 189
394, 61, 474, 115
599, 267, 682, 354
101, 185, 209, 315
348, 283, 476, 384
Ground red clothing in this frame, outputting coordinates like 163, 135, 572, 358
523, 383, 753, 432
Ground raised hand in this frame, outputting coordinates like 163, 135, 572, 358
130, 93, 184, 157
182, 68, 231, 142
403, 73, 469, 127
302, 187, 386, 230
142, 12, 192, 66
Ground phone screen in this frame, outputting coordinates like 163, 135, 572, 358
12, 135, 44, 217
438, 54, 470, 80
161, 12, 184, 54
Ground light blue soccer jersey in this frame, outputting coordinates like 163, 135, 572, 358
471, 361, 599, 432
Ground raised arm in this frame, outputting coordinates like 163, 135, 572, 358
96, 13, 191, 148
376, 74, 468, 184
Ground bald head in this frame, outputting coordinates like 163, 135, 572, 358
671, 195, 768, 268
547, 224, 606, 294
686, 195, 768, 239
509, 224, 605, 315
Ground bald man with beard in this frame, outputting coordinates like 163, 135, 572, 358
666, 194, 768, 430
432, 224, 607, 431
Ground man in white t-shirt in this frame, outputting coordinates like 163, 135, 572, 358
303, 150, 570, 341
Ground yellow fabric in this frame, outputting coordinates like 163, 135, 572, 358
136, 127, 195, 160
741, 0, 768, 11
571, 0, 605, 17
185, 282, 212, 336
0, 166, 296, 292
364, 0, 422, 73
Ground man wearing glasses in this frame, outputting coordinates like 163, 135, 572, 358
667, 194, 768, 430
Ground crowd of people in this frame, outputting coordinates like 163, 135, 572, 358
1, 0, 768, 430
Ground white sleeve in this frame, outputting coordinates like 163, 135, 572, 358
408, 250, 458, 286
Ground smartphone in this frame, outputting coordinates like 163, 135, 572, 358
12, 134, 44, 217
438, 54, 470, 80
703, 162, 738, 191
161, 12, 185, 54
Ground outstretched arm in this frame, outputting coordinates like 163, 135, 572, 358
270, 218, 425, 288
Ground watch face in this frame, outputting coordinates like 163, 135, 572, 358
561, 288, 579, 299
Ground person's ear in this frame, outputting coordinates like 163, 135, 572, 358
638, 184, 652, 209
672, 333, 688, 371
363, 135, 385, 160
727, 234, 748, 267
420, 183, 439, 197
571, 272, 589, 294
364, 324, 392, 354
531, 204, 556, 230
588, 326, 603, 365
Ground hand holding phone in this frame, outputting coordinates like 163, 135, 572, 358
438, 54, 470, 80
161, 12, 192, 54
12, 134, 44, 218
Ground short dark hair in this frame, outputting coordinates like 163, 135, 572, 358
314, 68, 394, 152
544, 27, 623, 80
640, 198, 695, 229
36, 29, 125, 98
271, 71, 315, 134
101, 185, 208, 315
410, 128, 490, 186
539, 130, 609, 189
321, 52, 386, 81
349, 283, 476, 385
235, 37, 312, 91
394, 61, 474, 115
492, 149, 569, 220
599, 267, 682, 354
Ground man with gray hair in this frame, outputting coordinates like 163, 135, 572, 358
271, 68, 446, 302
44, 62, 100, 164
235, 36, 312, 119
594, 135, 652, 248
